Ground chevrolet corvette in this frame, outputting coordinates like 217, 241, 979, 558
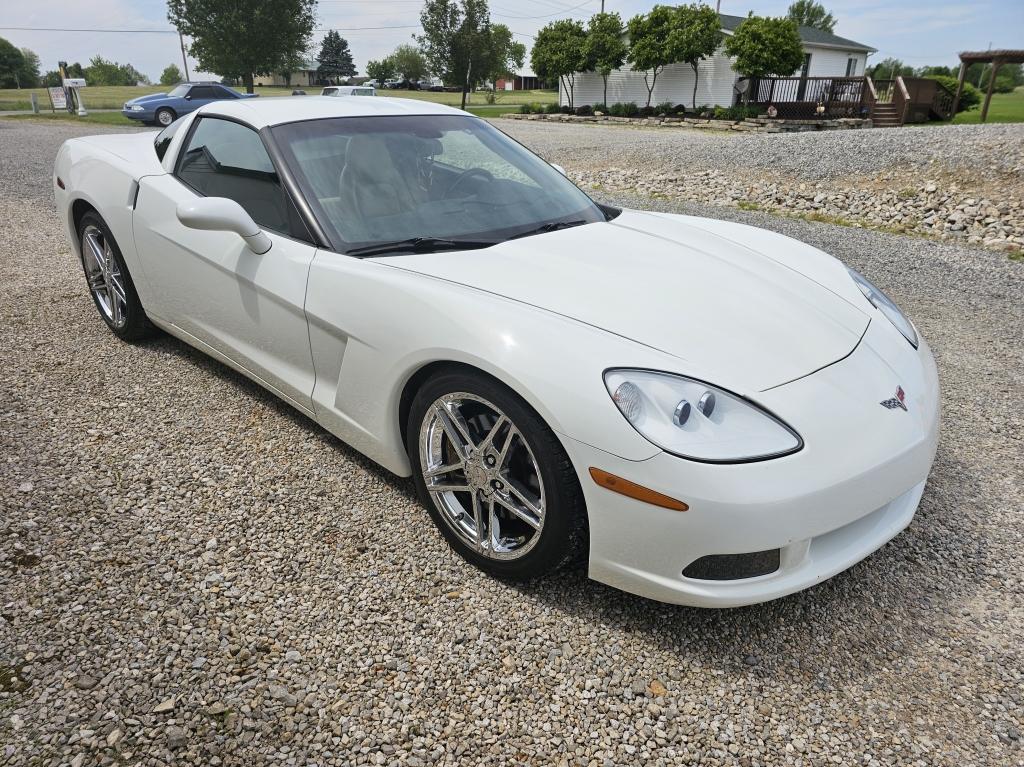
53, 97, 939, 607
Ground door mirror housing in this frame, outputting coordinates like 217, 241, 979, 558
550, 163, 567, 176
176, 197, 272, 254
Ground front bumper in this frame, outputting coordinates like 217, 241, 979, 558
567, 321, 940, 608
121, 108, 153, 122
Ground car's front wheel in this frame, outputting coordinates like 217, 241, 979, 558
155, 107, 176, 127
77, 211, 154, 341
407, 370, 587, 580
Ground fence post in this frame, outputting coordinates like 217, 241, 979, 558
30, 92, 39, 114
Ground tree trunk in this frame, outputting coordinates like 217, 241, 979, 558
644, 69, 658, 107
602, 74, 608, 107
691, 63, 699, 109
243, 72, 254, 94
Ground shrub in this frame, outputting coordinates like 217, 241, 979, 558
655, 101, 675, 116
544, 102, 561, 114
559, 105, 572, 114
575, 104, 593, 116
712, 105, 731, 120
621, 101, 639, 117
518, 103, 533, 114
608, 102, 625, 116
591, 102, 608, 114
675, 103, 691, 115
927, 74, 981, 113
638, 105, 656, 118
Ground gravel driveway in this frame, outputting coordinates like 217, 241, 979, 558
2, 119, 1022, 766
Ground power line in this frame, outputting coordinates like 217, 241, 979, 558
492, 0, 594, 19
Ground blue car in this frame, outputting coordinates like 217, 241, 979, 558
122, 82, 257, 127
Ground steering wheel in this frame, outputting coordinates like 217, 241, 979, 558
443, 168, 494, 199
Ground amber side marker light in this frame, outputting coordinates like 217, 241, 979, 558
56, 177, 65, 190
588, 468, 689, 511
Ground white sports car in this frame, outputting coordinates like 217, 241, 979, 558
53, 97, 939, 607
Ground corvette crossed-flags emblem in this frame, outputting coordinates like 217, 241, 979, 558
880, 385, 908, 412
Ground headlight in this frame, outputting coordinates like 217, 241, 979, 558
847, 268, 918, 348
604, 369, 802, 462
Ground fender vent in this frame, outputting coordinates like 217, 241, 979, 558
682, 549, 781, 581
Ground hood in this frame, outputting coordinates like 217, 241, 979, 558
126, 93, 170, 105
385, 210, 870, 391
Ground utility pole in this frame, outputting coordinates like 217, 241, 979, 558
179, 31, 191, 81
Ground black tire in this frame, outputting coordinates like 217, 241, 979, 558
407, 369, 587, 581
155, 107, 176, 127
77, 211, 156, 342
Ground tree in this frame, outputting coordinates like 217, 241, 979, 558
672, 4, 722, 109
366, 57, 397, 83
626, 6, 678, 107
723, 15, 805, 92
585, 12, 627, 107
160, 64, 183, 86
167, 0, 316, 93
391, 44, 428, 83
0, 38, 25, 88
279, 50, 307, 86
418, 0, 493, 110
785, 0, 836, 33
84, 56, 147, 86
41, 70, 62, 87
17, 48, 41, 88
866, 57, 913, 79
483, 24, 525, 98
531, 19, 588, 109
318, 30, 357, 84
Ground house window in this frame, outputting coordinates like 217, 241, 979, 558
846, 57, 857, 76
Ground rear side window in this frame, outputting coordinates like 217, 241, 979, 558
189, 86, 217, 100
176, 117, 290, 234
154, 117, 184, 161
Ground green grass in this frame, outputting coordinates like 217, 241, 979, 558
0, 84, 557, 111
0, 112, 139, 126
951, 86, 1024, 124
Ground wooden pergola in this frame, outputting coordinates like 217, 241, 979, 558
952, 49, 1024, 122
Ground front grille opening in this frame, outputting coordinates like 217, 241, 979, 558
682, 549, 781, 581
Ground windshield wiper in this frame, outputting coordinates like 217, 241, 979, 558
508, 219, 589, 241
345, 237, 496, 258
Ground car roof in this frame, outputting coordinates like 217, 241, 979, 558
198, 95, 465, 129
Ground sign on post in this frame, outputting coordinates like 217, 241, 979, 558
48, 87, 67, 111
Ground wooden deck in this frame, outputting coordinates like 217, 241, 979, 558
736, 75, 955, 127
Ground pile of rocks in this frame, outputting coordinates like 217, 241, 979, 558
572, 168, 1024, 253
503, 111, 872, 133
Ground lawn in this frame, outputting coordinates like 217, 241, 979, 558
952, 86, 1024, 124
1, 112, 140, 126
0, 84, 556, 111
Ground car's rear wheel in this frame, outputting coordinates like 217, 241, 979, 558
407, 370, 586, 581
78, 212, 155, 342
155, 107, 175, 127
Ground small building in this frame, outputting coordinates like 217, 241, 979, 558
496, 68, 542, 91
562, 13, 876, 108
253, 60, 322, 88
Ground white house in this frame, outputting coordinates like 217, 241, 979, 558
254, 59, 322, 88
561, 13, 876, 108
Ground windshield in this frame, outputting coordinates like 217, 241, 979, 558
271, 115, 604, 253
167, 84, 189, 98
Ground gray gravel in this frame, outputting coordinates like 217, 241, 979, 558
2, 119, 1023, 766
498, 119, 1024, 181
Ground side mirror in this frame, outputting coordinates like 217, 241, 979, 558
176, 197, 272, 254
184, 94, 192, 100
550, 163, 567, 176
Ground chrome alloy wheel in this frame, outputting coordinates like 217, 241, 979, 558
81, 224, 128, 328
419, 392, 546, 560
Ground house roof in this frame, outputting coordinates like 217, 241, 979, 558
719, 14, 876, 53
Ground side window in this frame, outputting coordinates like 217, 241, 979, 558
189, 86, 217, 100
176, 117, 291, 234
214, 85, 237, 99
154, 116, 184, 161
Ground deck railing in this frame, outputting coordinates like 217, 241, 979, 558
737, 76, 869, 119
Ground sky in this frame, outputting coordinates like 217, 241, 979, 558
2, 0, 1022, 83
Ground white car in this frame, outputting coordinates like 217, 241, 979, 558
321, 85, 375, 97
52, 97, 939, 607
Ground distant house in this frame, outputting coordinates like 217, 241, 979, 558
253, 60, 322, 88
563, 14, 876, 107
495, 68, 542, 91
